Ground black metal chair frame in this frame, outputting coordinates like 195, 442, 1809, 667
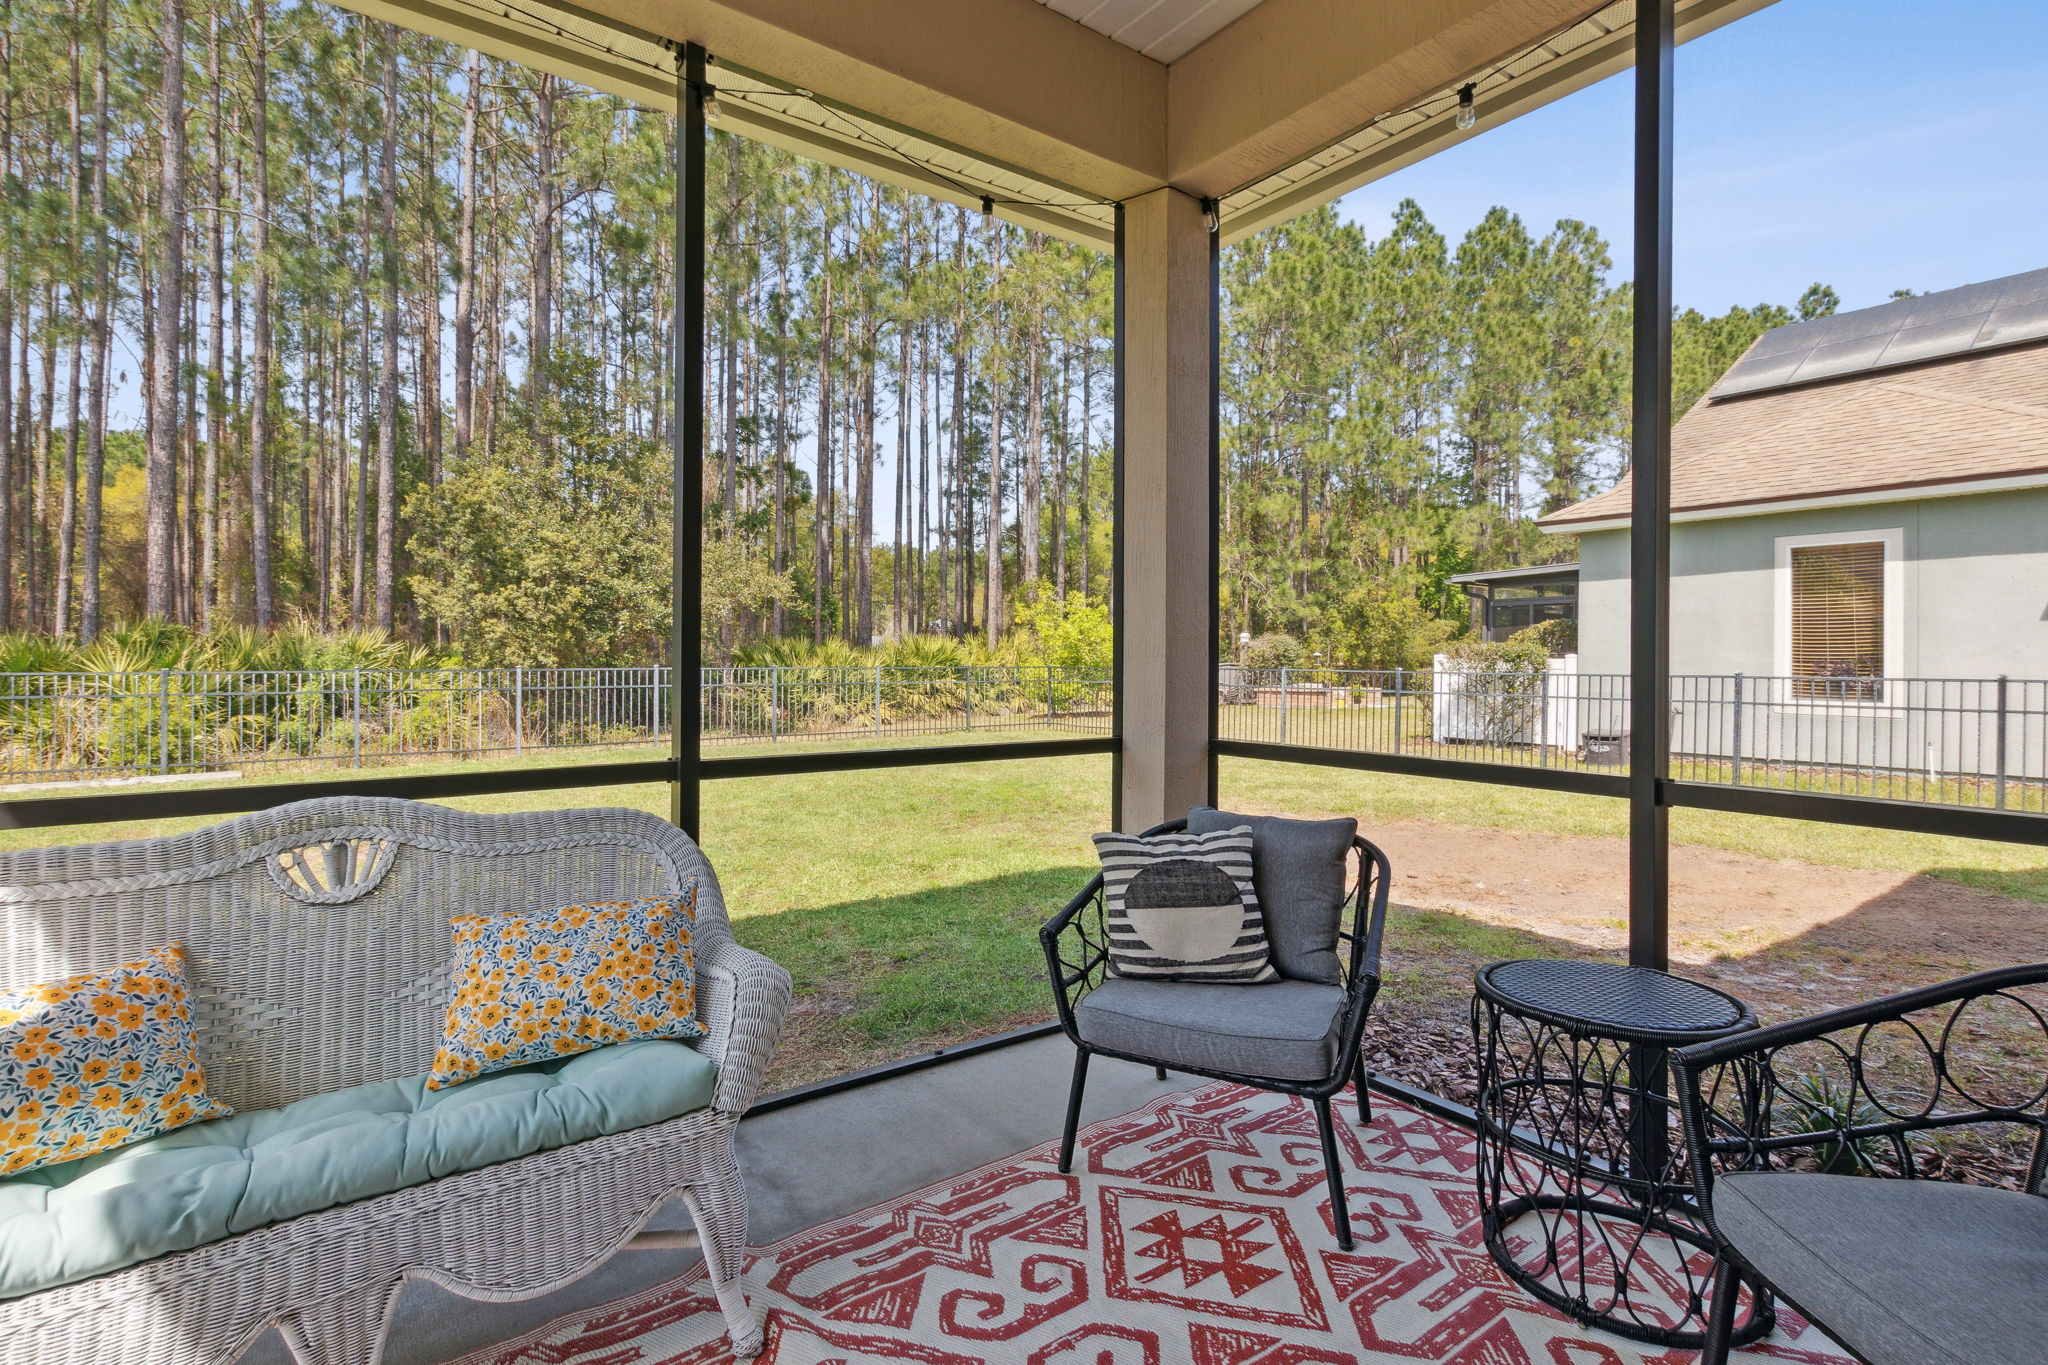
1671, 961, 2048, 1365
1039, 816, 1393, 1251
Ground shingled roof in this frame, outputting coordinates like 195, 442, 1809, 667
1539, 269, 2048, 531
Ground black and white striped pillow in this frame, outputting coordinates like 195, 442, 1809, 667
1090, 826, 1277, 983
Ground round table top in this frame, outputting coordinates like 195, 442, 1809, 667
1476, 958, 1753, 1042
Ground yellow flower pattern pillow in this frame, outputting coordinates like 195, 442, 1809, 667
427, 891, 705, 1090
1, 943, 233, 1176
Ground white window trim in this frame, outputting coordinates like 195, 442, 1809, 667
1773, 527, 1904, 705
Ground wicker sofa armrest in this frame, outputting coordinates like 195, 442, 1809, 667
694, 940, 793, 1117
1672, 962, 2048, 1199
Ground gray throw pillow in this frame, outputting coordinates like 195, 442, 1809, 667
1091, 826, 1278, 983
1186, 806, 1358, 984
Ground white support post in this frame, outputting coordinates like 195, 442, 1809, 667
1116, 187, 1214, 829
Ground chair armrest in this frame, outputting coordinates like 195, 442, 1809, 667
1041, 876, 1109, 1038
1672, 962, 2048, 1199
694, 940, 793, 1117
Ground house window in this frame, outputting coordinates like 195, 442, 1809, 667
1777, 533, 1900, 700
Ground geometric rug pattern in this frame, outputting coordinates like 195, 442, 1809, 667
445, 1083, 1855, 1365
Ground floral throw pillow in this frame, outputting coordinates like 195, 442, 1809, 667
427, 890, 706, 1090
1, 943, 233, 1177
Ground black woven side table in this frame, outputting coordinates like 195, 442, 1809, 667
1472, 958, 1768, 1348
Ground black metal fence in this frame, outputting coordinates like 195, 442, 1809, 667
1218, 665, 2048, 813
0, 665, 1113, 786
8, 661, 2044, 814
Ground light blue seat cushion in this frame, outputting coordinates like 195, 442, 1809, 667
0, 1038, 716, 1300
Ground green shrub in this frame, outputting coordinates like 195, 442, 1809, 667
1440, 636, 1549, 744
1512, 616, 1578, 658
1240, 632, 1305, 672
1314, 586, 1459, 672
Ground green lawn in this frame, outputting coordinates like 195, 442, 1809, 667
0, 749, 1111, 1092
4, 748, 2042, 1091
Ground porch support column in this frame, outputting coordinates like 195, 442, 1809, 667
1627, 0, 1673, 968
1116, 186, 1215, 830
670, 42, 706, 838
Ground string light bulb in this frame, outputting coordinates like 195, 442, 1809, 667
980, 195, 994, 223
1202, 200, 1219, 234
702, 87, 724, 124
1455, 83, 1477, 131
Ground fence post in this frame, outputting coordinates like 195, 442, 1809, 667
158, 669, 173, 774
1996, 675, 2009, 811
1392, 668, 1404, 752
352, 667, 363, 768
874, 661, 884, 738
513, 666, 525, 756
1539, 667, 1551, 768
964, 665, 974, 731
1279, 666, 1289, 745
1729, 673, 1744, 787
770, 667, 781, 743
1047, 666, 1056, 723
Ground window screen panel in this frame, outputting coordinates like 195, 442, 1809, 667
1790, 541, 1885, 690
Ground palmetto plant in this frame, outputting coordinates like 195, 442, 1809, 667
1777, 1070, 1886, 1175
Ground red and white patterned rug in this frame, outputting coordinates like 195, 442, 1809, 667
447, 1083, 1853, 1365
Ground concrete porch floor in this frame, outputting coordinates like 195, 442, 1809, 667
229, 1034, 1190, 1365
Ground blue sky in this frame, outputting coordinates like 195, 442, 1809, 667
1335, 0, 2048, 315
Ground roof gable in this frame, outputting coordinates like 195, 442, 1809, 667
1539, 339, 2048, 530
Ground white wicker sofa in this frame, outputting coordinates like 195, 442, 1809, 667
0, 797, 791, 1365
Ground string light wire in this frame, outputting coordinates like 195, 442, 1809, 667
461, 0, 1618, 227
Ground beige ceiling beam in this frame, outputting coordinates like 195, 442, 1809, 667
574, 0, 1169, 200
1166, 0, 1611, 198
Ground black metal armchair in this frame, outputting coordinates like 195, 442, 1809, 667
1672, 962, 2048, 1365
1039, 816, 1392, 1250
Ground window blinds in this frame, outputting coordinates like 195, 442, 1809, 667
1790, 541, 1885, 680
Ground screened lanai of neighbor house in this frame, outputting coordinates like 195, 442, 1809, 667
3, 2, 2047, 1365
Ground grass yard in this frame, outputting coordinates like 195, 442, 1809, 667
4, 747, 2043, 1097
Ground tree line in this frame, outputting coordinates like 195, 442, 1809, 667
0, 0, 1834, 669
1222, 201, 1839, 668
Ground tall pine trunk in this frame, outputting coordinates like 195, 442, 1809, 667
812, 268, 833, 643
198, 11, 224, 627
1021, 260, 1043, 592
1078, 343, 1093, 600
79, 0, 111, 640
55, 47, 85, 635
452, 48, 479, 460
984, 229, 1005, 648
0, 22, 12, 631
528, 72, 555, 432
373, 23, 400, 629
144, 0, 187, 620
248, 0, 276, 627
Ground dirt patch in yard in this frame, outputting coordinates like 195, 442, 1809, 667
1371, 815, 2048, 977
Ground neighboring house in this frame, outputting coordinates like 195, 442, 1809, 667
1539, 267, 2048, 780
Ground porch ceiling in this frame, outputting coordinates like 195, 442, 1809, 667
354, 0, 1776, 247
1033, 0, 1268, 64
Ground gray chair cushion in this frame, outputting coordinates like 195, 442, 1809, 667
1715, 1172, 2048, 1365
1187, 806, 1357, 984
1074, 977, 1346, 1082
